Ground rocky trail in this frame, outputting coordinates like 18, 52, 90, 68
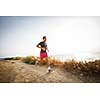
0, 60, 82, 83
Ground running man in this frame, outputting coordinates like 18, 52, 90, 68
36, 36, 49, 65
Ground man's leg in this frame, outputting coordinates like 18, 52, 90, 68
40, 52, 44, 65
39, 58, 42, 65
45, 57, 48, 65
45, 52, 49, 65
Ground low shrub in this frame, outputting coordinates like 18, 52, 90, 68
22, 56, 36, 65
64, 59, 100, 75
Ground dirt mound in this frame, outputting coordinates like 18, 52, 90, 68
0, 60, 82, 83
0, 61, 15, 82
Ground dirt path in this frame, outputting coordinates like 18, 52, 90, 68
0, 60, 82, 83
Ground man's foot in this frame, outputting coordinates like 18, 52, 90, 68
35, 60, 39, 65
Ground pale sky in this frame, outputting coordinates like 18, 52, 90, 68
0, 16, 100, 59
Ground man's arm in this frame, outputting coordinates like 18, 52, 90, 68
46, 47, 49, 52
36, 43, 46, 51
36, 44, 41, 49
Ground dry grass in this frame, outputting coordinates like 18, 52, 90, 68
22, 56, 64, 66
63, 59, 100, 82
64, 59, 100, 74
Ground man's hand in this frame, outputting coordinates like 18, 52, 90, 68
47, 49, 49, 52
47, 48, 49, 52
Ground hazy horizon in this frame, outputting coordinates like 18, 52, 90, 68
0, 16, 100, 60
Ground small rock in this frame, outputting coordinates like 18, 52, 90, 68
80, 73, 84, 76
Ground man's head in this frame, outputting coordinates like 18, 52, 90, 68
42, 36, 47, 42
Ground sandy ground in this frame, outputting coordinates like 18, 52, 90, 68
0, 60, 82, 83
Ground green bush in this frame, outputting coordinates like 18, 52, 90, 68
4, 57, 14, 60
4, 56, 21, 60
13, 56, 21, 60
22, 56, 36, 65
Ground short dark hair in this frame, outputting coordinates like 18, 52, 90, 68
43, 36, 46, 39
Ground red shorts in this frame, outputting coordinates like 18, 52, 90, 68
40, 52, 48, 59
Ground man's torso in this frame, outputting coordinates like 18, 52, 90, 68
39, 42, 47, 53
